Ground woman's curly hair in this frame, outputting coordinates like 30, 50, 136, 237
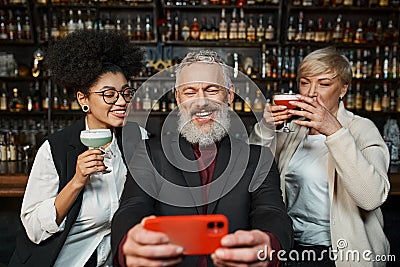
46, 29, 145, 94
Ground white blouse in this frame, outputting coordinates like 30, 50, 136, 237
20, 126, 147, 267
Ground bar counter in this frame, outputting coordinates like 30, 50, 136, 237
1, 172, 400, 197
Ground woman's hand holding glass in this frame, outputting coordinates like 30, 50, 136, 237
74, 149, 107, 186
287, 94, 343, 136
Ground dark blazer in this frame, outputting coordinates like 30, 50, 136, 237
9, 118, 141, 267
111, 131, 293, 266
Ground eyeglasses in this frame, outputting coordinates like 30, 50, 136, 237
91, 87, 136, 105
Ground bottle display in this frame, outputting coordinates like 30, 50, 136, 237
1, 0, 400, 173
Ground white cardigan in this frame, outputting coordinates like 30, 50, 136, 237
250, 102, 390, 267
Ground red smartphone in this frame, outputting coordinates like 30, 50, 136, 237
143, 214, 228, 255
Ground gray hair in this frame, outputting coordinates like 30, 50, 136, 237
297, 47, 352, 87
175, 50, 233, 89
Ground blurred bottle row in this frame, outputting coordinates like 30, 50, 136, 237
0, 117, 76, 163
0, 81, 82, 112
291, 0, 399, 7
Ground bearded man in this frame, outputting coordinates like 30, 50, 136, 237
111, 50, 293, 267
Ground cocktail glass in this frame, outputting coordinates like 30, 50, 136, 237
80, 129, 112, 173
273, 92, 298, 133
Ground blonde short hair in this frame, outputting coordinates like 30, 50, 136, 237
297, 47, 352, 87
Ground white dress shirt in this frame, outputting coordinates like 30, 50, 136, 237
20, 125, 147, 267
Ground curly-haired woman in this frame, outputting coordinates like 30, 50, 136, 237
10, 30, 145, 267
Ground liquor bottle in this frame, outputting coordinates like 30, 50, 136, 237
199, 17, 207, 41
84, 10, 93, 30
384, 20, 397, 43
373, 46, 382, 79
281, 47, 290, 78
160, 88, 168, 113
67, 9, 76, 34
209, 17, 218, 41
374, 20, 383, 42
314, 17, 325, 42
305, 19, 315, 42
229, 8, 238, 40
142, 87, 152, 111
218, 8, 228, 40
70, 96, 81, 111
295, 11, 304, 41
292, 0, 301, 5
42, 81, 50, 111
31, 81, 41, 111
354, 49, 362, 79
165, 10, 173, 41
134, 15, 143, 41
52, 85, 60, 110
76, 10, 84, 30
390, 87, 396, 112
0, 12, 7, 40
382, 82, 390, 112
181, 18, 190, 41
365, 17, 375, 42
391, 45, 398, 79
383, 46, 390, 79
7, 133, 16, 161
237, 8, 246, 40
168, 89, 177, 111
260, 45, 267, 79
15, 14, 23, 40
353, 20, 365, 44
50, 15, 60, 41
246, 15, 256, 42
364, 88, 373, 111
265, 48, 273, 78
233, 87, 243, 112
355, 81, 363, 111
345, 85, 355, 110
289, 47, 297, 79
9, 88, 24, 112
372, 84, 382, 112
145, 16, 153, 40
22, 14, 31, 40
325, 21, 333, 43
133, 94, 142, 111
7, 11, 16, 41
252, 89, 264, 112
343, 0, 353, 5
332, 14, 343, 42
362, 49, 370, 79
342, 20, 353, 43
190, 17, 200, 40
152, 87, 160, 112
287, 16, 296, 41
0, 83, 7, 111
264, 16, 275, 41
173, 14, 180, 41
0, 134, 6, 162
60, 87, 70, 110
256, 14, 264, 42
243, 82, 251, 113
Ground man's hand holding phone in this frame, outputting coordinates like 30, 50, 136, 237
122, 217, 184, 267
211, 230, 273, 267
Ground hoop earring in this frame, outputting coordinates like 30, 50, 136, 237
82, 105, 90, 113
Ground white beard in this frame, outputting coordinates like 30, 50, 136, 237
178, 103, 231, 146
